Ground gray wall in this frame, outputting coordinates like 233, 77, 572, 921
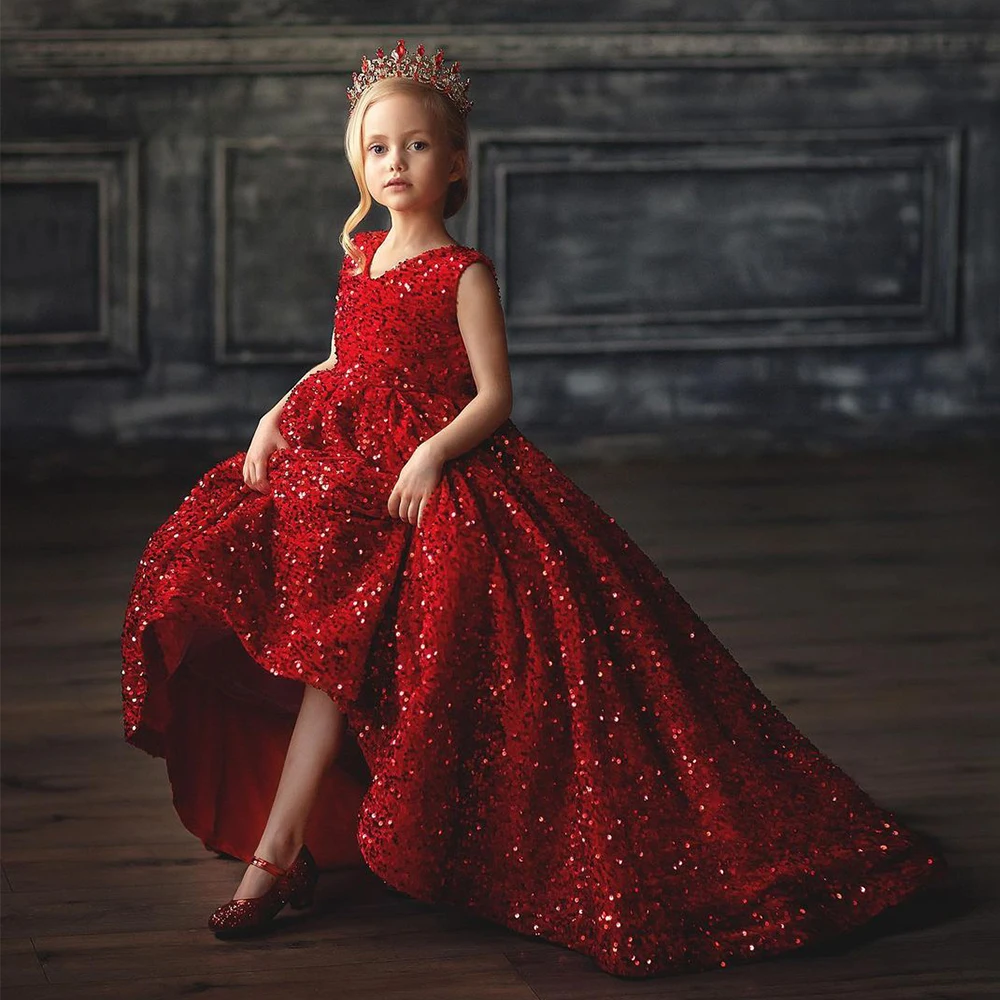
2, 3, 999, 456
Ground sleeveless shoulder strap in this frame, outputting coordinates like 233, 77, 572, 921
452, 245, 501, 300
453, 245, 496, 276
339, 229, 380, 279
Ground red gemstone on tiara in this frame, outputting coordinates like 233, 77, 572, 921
347, 40, 473, 117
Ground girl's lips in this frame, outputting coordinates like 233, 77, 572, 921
386, 181, 410, 188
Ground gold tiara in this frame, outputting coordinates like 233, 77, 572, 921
347, 39, 473, 118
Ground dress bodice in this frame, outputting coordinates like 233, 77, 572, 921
331, 229, 499, 404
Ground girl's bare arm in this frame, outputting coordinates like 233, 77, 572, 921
417, 262, 512, 462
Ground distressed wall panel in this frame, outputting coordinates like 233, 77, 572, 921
0, 142, 140, 372
475, 129, 960, 352
213, 137, 354, 365
3, 181, 101, 334
0, 6, 998, 451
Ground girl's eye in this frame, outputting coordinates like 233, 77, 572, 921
368, 141, 427, 154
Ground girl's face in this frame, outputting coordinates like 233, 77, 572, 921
361, 92, 464, 218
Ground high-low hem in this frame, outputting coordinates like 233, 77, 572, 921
126, 611, 374, 873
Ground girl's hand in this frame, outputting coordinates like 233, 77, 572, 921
243, 413, 290, 493
388, 442, 445, 527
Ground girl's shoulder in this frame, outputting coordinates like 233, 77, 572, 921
352, 228, 493, 260
339, 227, 383, 254
343, 229, 498, 283
344, 228, 381, 260
448, 241, 498, 285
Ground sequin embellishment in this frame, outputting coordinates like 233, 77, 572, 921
121, 229, 948, 978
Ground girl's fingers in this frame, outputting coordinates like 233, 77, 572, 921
395, 492, 414, 523
389, 483, 436, 523
246, 459, 264, 491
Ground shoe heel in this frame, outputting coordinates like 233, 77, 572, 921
288, 883, 315, 910
286, 844, 318, 909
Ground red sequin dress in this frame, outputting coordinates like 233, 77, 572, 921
121, 228, 948, 978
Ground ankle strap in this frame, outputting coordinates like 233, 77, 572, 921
250, 855, 287, 877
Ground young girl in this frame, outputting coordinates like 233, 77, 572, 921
121, 39, 949, 978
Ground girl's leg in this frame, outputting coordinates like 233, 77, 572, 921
230, 682, 347, 900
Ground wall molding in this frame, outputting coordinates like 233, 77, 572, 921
2, 22, 999, 77
470, 127, 962, 354
212, 135, 347, 366
0, 141, 141, 374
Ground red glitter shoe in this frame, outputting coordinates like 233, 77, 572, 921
208, 844, 319, 939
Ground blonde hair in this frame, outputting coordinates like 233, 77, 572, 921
339, 77, 470, 277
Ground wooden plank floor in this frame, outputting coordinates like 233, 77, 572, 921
2, 442, 997, 998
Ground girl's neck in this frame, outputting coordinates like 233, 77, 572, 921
381, 214, 453, 251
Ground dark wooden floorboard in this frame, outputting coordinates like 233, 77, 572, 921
2, 443, 997, 998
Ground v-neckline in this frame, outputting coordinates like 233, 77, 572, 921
365, 229, 462, 280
